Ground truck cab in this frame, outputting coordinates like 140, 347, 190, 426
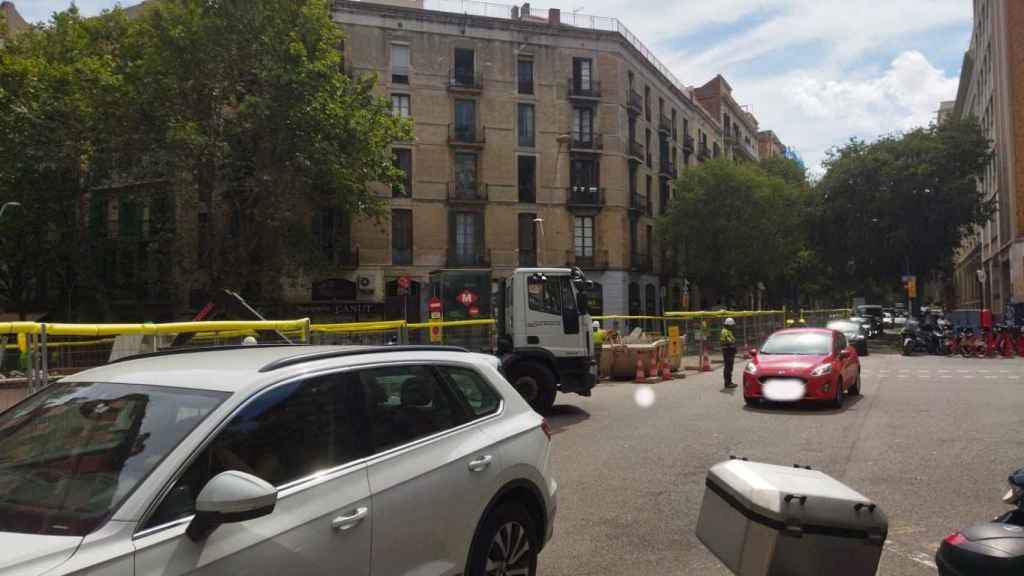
496, 268, 596, 414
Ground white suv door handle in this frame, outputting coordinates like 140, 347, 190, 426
331, 507, 369, 531
468, 455, 493, 472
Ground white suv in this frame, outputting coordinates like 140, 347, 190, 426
0, 345, 557, 576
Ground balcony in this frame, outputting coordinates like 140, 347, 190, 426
448, 69, 483, 93
446, 247, 491, 268
448, 124, 486, 148
682, 134, 695, 153
629, 193, 649, 217
627, 140, 645, 163
658, 113, 672, 135
566, 186, 604, 212
570, 132, 603, 152
697, 143, 710, 162
447, 182, 488, 204
659, 161, 677, 179
566, 249, 609, 271
568, 78, 602, 100
630, 251, 653, 272
627, 89, 643, 116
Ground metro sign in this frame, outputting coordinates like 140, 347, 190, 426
457, 289, 479, 308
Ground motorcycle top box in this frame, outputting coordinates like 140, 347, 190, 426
696, 459, 888, 576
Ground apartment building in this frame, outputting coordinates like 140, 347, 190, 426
1, 1, 29, 41
330, 0, 724, 322
694, 75, 759, 163
756, 130, 785, 160
951, 0, 1024, 313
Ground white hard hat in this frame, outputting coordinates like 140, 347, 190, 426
242, 336, 258, 346
592, 320, 601, 330
724, 318, 736, 326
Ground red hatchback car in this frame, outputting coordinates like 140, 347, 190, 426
742, 328, 861, 407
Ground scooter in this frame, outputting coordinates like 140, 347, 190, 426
903, 325, 945, 356
937, 467, 1024, 574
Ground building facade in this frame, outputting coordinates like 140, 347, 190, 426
694, 75, 759, 163
951, 0, 1024, 313
756, 130, 785, 160
1, 1, 29, 41
331, 0, 727, 321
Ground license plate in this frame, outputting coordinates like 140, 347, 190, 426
763, 378, 805, 402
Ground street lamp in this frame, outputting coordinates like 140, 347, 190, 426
0, 202, 21, 219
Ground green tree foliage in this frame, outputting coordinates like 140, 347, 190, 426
0, 0, 410, 318
815, 118, 993, 295
657, 159, 808, 306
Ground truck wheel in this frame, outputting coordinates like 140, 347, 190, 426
509, 362, 557, 414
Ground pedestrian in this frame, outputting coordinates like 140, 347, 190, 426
721, 317, 738, 388
592, 320, 607, 378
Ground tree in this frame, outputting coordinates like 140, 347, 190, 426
0, 0, 411, 319
815, 118, 993, 299
657, 159, 806, 307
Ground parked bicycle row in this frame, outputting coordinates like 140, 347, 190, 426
902, 322, 1024, 357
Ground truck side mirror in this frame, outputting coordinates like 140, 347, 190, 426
577, 292, 590, 314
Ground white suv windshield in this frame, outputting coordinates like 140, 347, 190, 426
0, 382, 227, 537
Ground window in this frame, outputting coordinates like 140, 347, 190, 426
646, 129, 652, 166
392, 209, 413, 265
644, 85, 651, 120
573, 107, 593, 143
452, 211, 482, 263
646, 224, 653, 258
574, 215, 594, 258
659, 179, 670, 216
391, 94, 411, 117
119, 200, 143, 239
528, 275, 563, 316
646, 175, 652, 215
454, 48, 475, 85
570, 158, 598, 192
391, 44, 410, 84
629, 218, 638, 256
517, 103, 535, 147
358, 365, 463, 452
393, 148, 412, 197
145, 374, 362, 529
518, 213, 537, 267
627, 70, 634, 92
454, 99, 477, 141
313, 208, 351, 262
645, 284, 657, 317
672, 109, 678, 140
4, 382, 227, 536
517, 58, 534, 95
439, 365, 500, 418
518, 155, 536, 203
573, 57, 592, 91
454, 152, 478, 198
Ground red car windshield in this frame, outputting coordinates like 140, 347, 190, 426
760, 333, 831, 356
0, 382, 227, 537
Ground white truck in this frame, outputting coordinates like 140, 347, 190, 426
495, 267, 597, 414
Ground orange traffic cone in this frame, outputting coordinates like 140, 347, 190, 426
701, 345, 712, 372
660, 358, 673, 381
634, 358, 647, 383
647, 354, 659, 379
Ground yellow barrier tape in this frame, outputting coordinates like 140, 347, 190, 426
39, 319, 310, 337
4, 338, 116, 350
0, 322, 43, 335
312, 321, 407, 334
407, 319, 496, 329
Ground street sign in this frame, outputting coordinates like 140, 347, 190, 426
398, 275, 411, 290
428, 297, 442, 313
668, 325, 681, 356
429, 324, 443, 343
457, 289, 478, 308
468, 304, 480, 318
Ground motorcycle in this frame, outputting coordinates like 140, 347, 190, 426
936, 467, 1024, 575
957, 327, 985, 358
902, 323, 945, 356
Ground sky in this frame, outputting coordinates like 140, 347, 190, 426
13, 0, 974, 173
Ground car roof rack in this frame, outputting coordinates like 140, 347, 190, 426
257, 345, 471, 373
108, 344, 300, 365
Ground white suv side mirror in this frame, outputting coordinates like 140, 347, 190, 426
187, 471, 278, 541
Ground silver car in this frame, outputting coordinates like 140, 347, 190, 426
0, 346, 557, 576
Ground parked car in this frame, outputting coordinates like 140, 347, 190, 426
894, 312, 908, 327
849, 315, 875, 337
0, 345, 557, 576
743, 328, 861, 408
854, 305, 885, 337
883, 311, 894, 328
827, 319, 869, 356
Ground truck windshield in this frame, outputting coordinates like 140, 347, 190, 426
0, 382, 227, 537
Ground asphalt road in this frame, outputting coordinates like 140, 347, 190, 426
538, 349, 1024, 575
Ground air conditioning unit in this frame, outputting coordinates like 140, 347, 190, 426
357, 275, 376, 293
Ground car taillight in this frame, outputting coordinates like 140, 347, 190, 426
541, 419, 552, 440
944, 531, 967, 546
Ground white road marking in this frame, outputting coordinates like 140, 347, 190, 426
979, 370, 991, 373
1010, 376, 1020, 380
985, 375, 998, 380
884, 541, 938, 570
938, 369, 950, 373
957, 370, 969, 373
940, 375, 952, 379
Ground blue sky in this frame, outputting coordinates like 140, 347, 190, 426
13, 0, 974, 173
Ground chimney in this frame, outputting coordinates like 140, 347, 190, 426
510, 5, 519, 19
521, 2, 529, 18
548, 8, 560, 26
